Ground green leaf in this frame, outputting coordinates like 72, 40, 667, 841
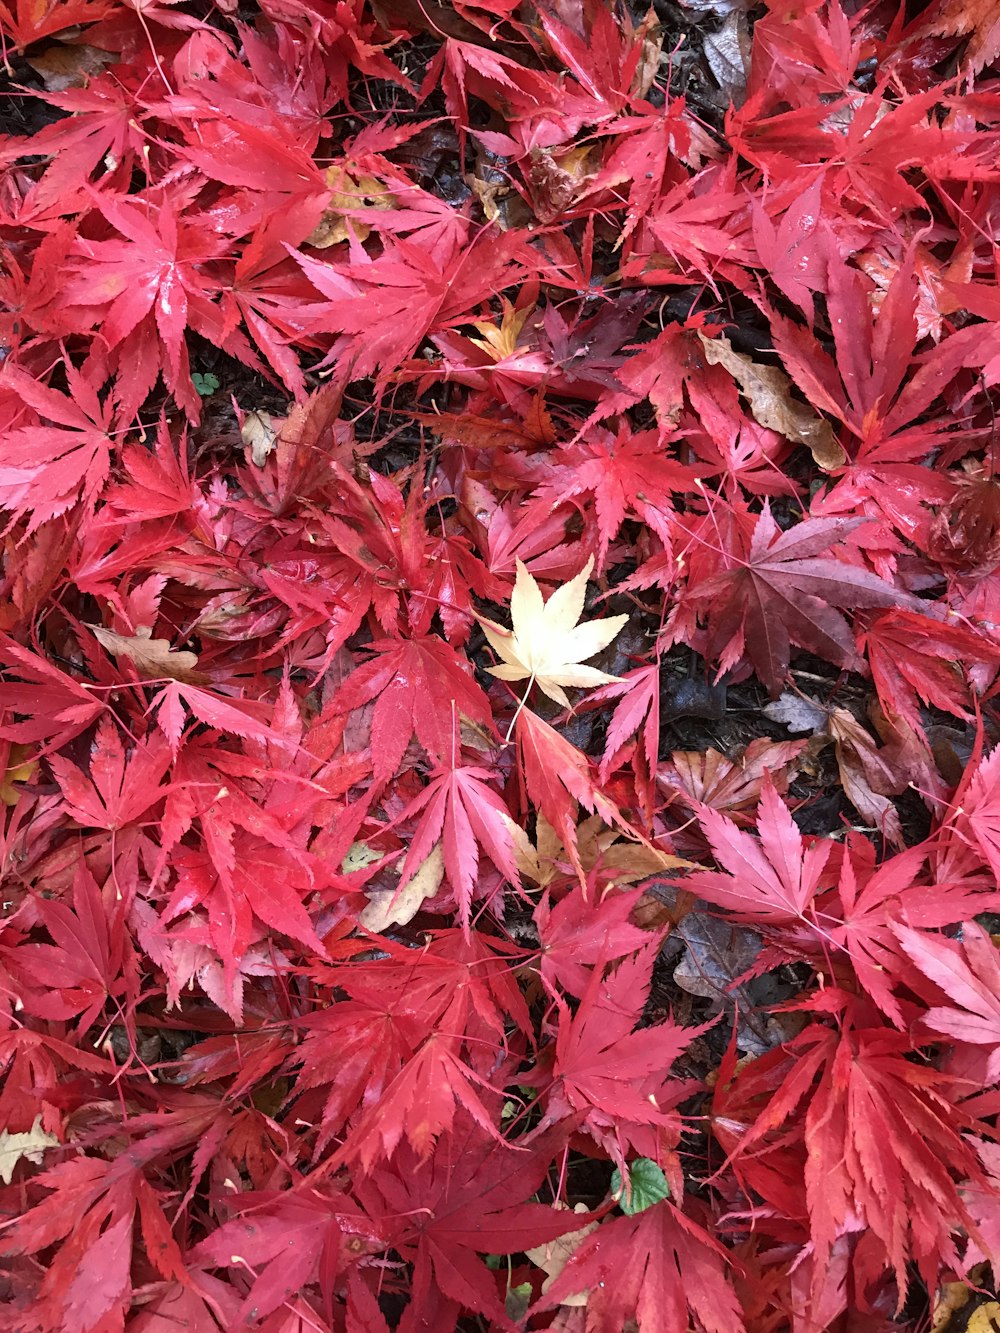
192, 372, 220, 397
611, 1157, 670, 1215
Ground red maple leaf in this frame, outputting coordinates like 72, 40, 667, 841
218, 232, 320, 396
594, 661, 661, 784
0, 634, 104, 751
0, 0, 111, 52
356, 1119, 593, 1331
327, 636, 495, 784
858, 609, 1000, 731
534, 882, 651, 998
539, 1198, 745, 1333
396, 759, 520, 933
689, 504, 912, 695
767, 252, 981, 466
2, 1152, 185, 1332
48, 716, 171, 831
825, 837, 1000, 1025
193, 1186, 384, 1327
59, 192, 233, 420
679, 778, 834, 926
336, 1030, 511, 1171
14, 76, 149, 215
291, 992, 424, 1150
0, 362, 114, 533
953, 746, 1000, 883
516, 707, 636, 882
897, 922, 1000, 1081
713, 1011, 986, 1299
293, 931, 531, 1152
530, 944, 707, 1165
527, 426, 694, 566
5, 857, 130, 1034
295, 227, 533, 379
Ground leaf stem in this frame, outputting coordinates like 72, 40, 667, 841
504, 674, 535, 743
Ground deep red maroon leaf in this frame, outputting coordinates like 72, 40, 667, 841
690, 503, 913, 694
355, 1119, 594, 1331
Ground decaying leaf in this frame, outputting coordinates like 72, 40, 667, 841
241, 409, 278, 467
466, 299, 532, 362
670, 912, 801, 1053
525, 1203, 600, 1306
967, 1303, 1000, 1333
0, 1118, 59, 1185
25, 43, 114, 90
359, 844, 445, 931
699, 332, 846, 470
932, 1281, 973, 1333
305, 164, 396, 248
1, 742, 38, 804
658, 737, 806, 823
763, 691, 829, 734
764, 692, 905, 844
479, 557, 628, 707
827, 707, 905, 847
507, 811, 687, 889
703, 12, 752, 106
90, 625, 203, 683
528, 145, 600, 223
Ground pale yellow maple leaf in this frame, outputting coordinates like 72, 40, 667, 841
478, 557, 628, 708
0, 1117, 59, 1185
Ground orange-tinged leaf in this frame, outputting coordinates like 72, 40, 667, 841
914, 0, 1000, 73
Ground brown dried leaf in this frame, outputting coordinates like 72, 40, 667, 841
240, 409, 278, 467
1, 743, 37, 805
0, 1117, 59, 1184
827, 707, 905, 846
673, 913, 760, 997
763, 691, 829, 734
967, 1303, 1000, 1333
26, 43, 113, 90
525, 1204, 598, 1306
672, 912, 806, 1052
508, 812, 688, 889
932, 1281, 973, 1333
703, 12, 751, 106
359, 844, 445, 932
90, 625, 203, 683
698, 332, 846, 471
629, 8, 664, 98
528, 145, 600, 224
658, 738, 806, 824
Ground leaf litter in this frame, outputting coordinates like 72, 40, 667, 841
1, 0, 1000, 1328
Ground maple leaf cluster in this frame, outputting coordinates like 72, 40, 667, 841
2, 0, 1000, 1328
